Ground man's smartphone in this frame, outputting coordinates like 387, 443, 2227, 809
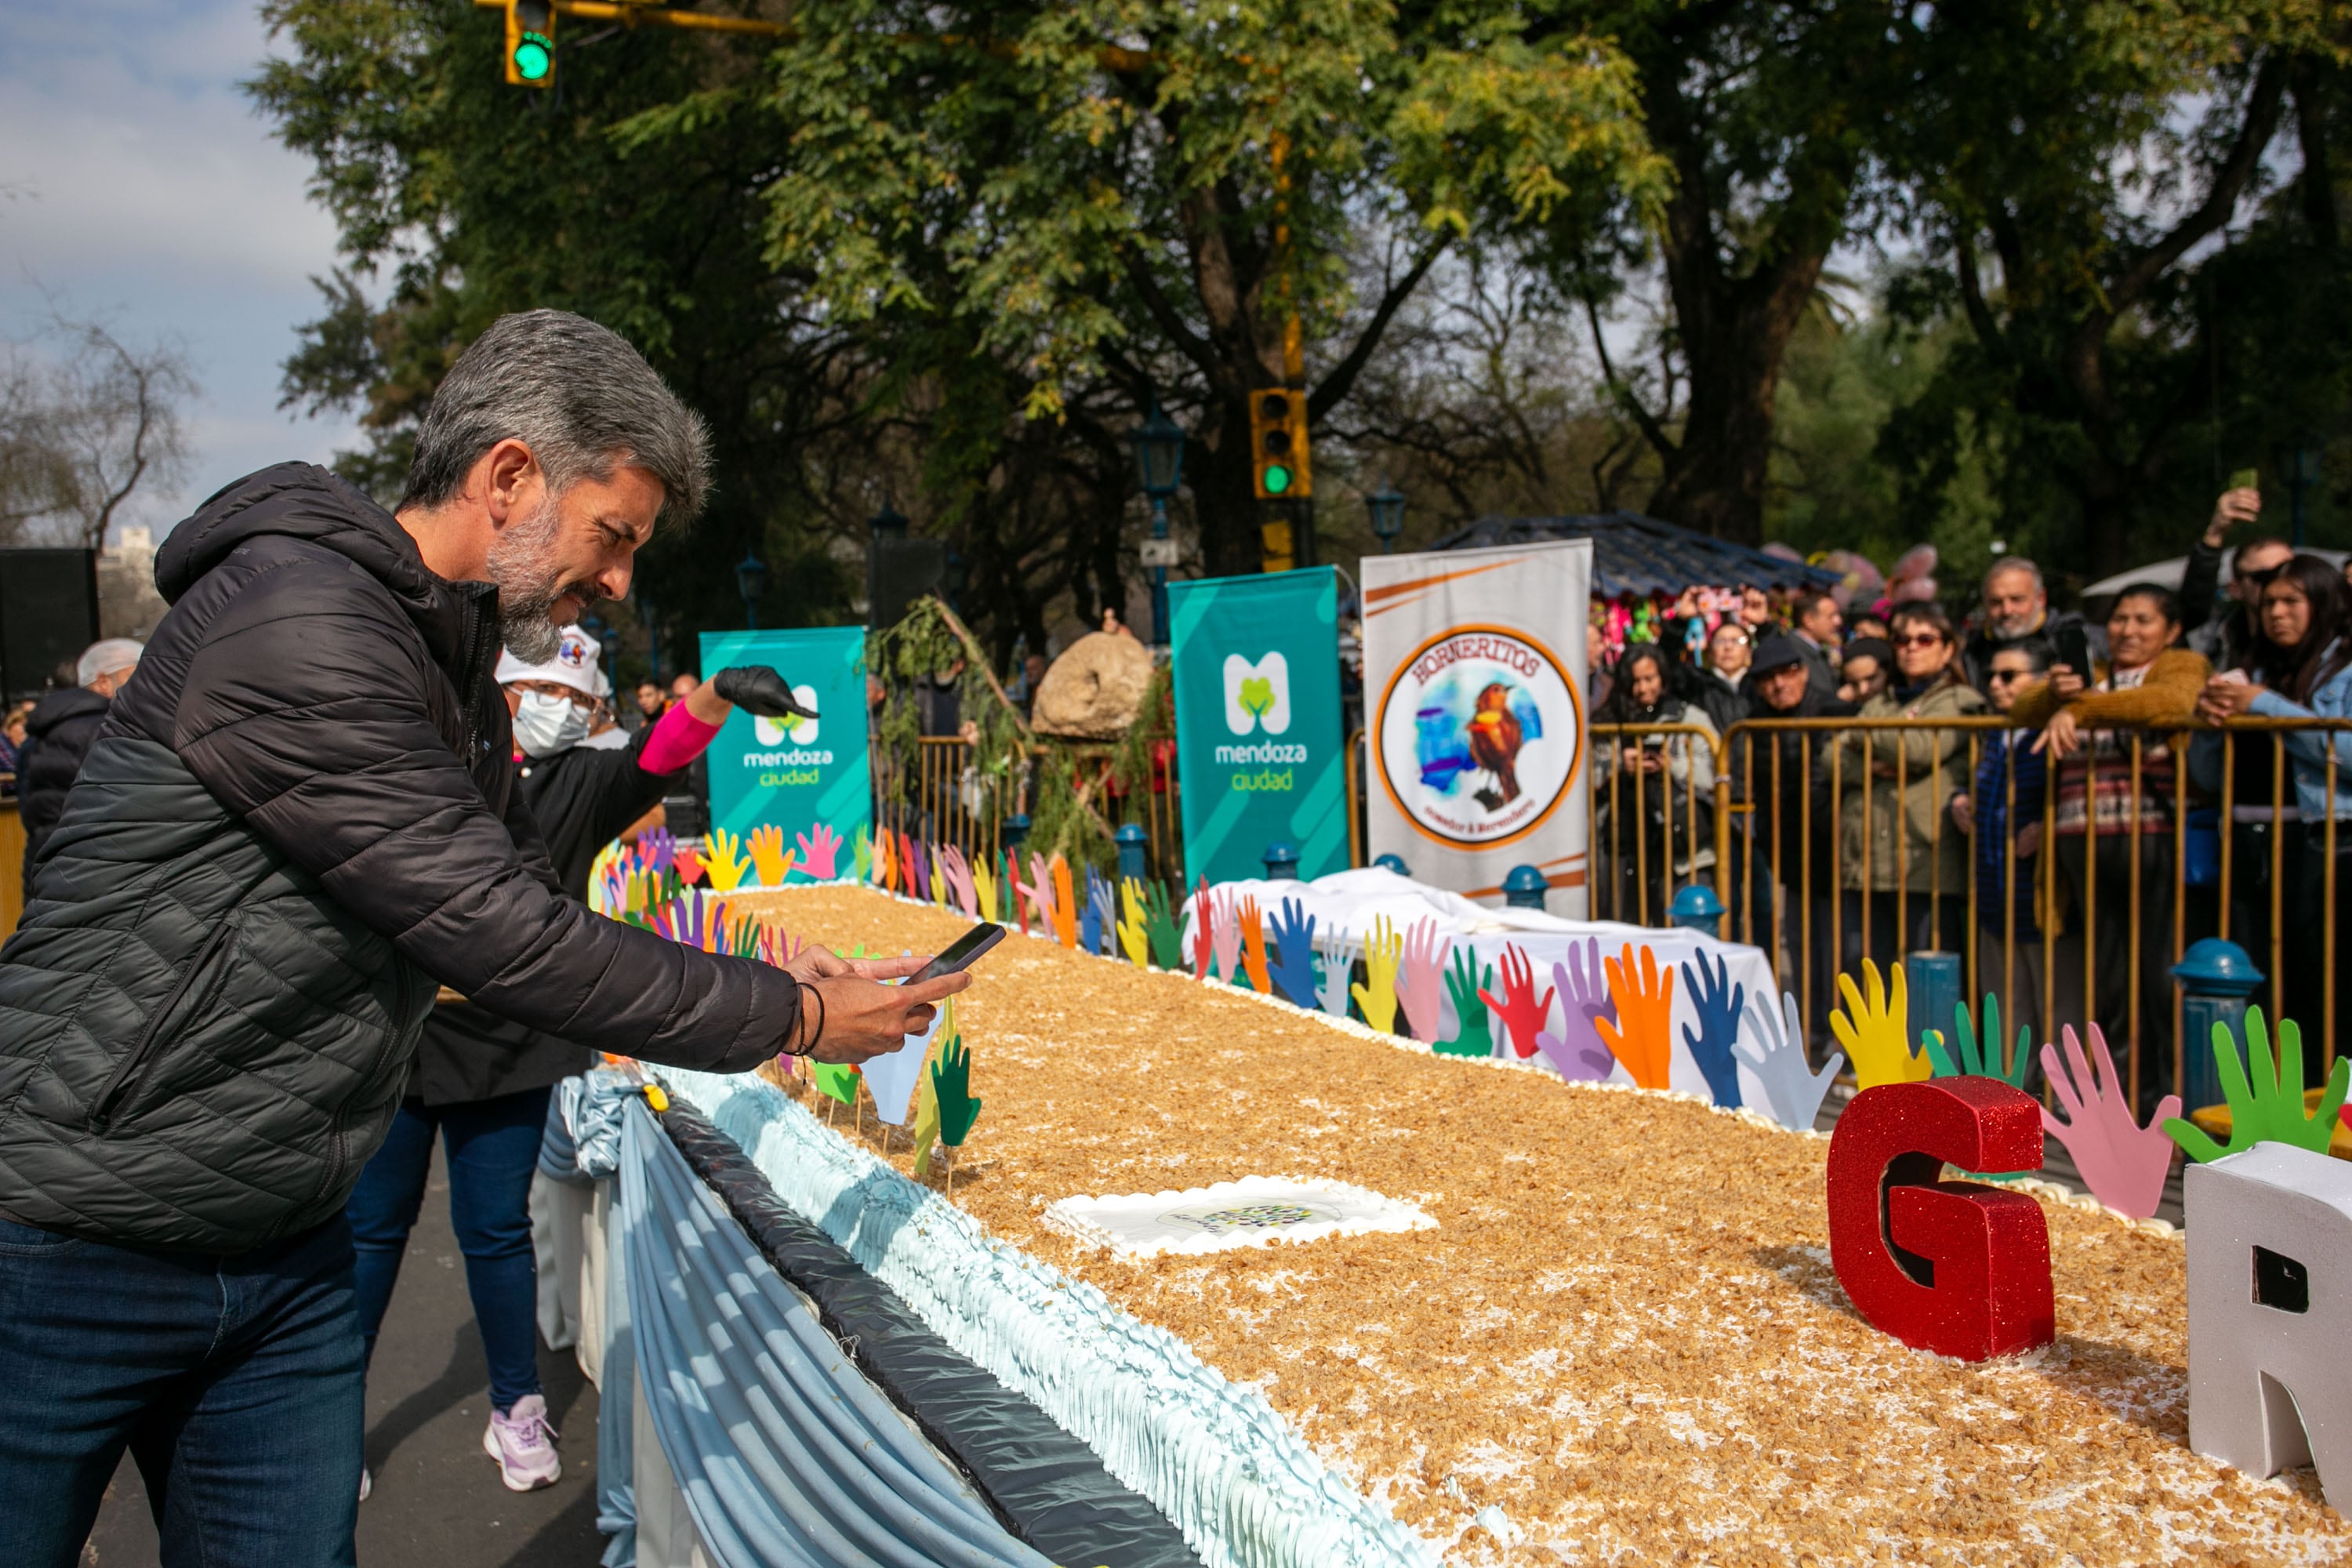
2230, 466, 2260, 494
2053, 622, 2092, 681
906, 922, 1004, 986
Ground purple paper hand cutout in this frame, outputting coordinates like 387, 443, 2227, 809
641, 827, 677, 877
1534, 938, 1617, 1082
2042, 1023, 2182, 1221
1396, 917, 1449, 1042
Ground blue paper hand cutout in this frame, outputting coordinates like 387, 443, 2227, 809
1266, 897, 1319, 1006
1678, 949, 1745, 1109
1083, 868, 1116, 956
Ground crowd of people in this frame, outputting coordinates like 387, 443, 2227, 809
1594, 488, 2352, 1108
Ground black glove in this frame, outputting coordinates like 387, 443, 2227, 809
712, 666, 815, 720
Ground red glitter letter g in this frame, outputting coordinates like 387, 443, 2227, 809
1826, 1078, 2055, 1361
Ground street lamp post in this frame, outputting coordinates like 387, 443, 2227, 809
1367, 480, 1406, 554
735, 553, 769, 630
1128, 402, 1186, 645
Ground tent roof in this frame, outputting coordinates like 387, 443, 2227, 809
1426, 512, 1844, 597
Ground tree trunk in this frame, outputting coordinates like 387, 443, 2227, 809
1192, 396, 1268, 578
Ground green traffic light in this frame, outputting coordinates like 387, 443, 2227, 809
1264, 463, 1292, 495
514, 32, 554, 80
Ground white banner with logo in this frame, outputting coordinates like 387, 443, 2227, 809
1360, 540, 1591, 912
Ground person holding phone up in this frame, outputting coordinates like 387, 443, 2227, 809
2181, 479, 2297, 673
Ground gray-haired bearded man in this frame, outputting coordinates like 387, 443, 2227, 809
0, 310, 962, 1566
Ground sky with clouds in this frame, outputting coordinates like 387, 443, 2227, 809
2, 0, 362, 540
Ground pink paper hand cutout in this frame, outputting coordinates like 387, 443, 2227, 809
1478, 942, 1555, 1060
1210, 890, 1243, 982
1534, 938, 1618, 1082
1019, 852, 1057, 933
794, 823, 842, 880
2041, 1023, 2181, 1221
1396, 918, 1450, 1042
940, 844, 978, 915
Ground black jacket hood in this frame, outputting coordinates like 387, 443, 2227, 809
156, 463, 463, 665
25, 685, 109, 739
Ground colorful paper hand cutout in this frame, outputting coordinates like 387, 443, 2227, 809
1438, 946, 1496, 1058
1735, 990, 1842, 1131
672, 844, 707, 887
1085, 868, 1117, 956
703, 827, 749, 892
1597, 943, 1675, 1090
1265, 897, 1319, 1006
641, 827, 677, 876
1830, 960, 1931, 1090
746, 825, 794, 887
1021, 852, 1057, 935
1479, 943, 1555, 1062
1352, 916, 1403, 1035
1209, 889, 1242, 981
1116, 879, 1150, 967
1143, 880, 1185, 971
1048, 856, 1077, 948
1926, 993, 2033, 1088
1189, 879, 1214, 979
1238, 897, 1272, 993
931, 1031, 982, 1148
852, 825, 873, 883
2040, 1023, 2180, 1219
1396, 918, 1449, 1042
941, 845, 978, 916
1314, 935, 1354, 1018
1535, 938, 1617, 1082
811, 1059, 859, 1108
2164, 1007, 2351, 1163
796, 822, 841, 880
904, 833, 931, 902
866, 994, 946, 1127
1676, 950, 1745, 1108
973, 855, 1000, 927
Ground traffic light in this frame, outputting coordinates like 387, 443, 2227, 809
1248, 388, 1311, 500
505, 0, 555, 86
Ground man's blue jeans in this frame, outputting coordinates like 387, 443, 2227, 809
347, 1086, 550, 1412
0, 1213, 364, 1567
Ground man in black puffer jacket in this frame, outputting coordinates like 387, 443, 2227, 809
14, 637, 144, 898
0, 310, 964, 1566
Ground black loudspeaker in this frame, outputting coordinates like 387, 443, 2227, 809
0, 550, 101, 700
869, 537, 947, 628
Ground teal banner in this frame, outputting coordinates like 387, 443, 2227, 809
698, 626, 870, 880
1167, 567, 1346, 886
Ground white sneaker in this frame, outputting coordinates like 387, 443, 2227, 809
483, 1394, 561, 1491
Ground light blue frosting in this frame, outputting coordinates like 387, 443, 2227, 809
655, 1065, 1441, 1568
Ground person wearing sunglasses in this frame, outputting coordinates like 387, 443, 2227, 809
2180, 482, 2296, 673
2009, 583, 2206, 1108
1837, 604, 1988, 970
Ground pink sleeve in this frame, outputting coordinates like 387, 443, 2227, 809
639, 703, 722, 776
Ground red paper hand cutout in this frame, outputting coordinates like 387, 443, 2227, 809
1825, 1077, 2053, 1361
1478, 943, 1555, 1060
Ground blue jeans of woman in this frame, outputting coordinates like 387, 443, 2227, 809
0, 1213, 363, 1567
346, 1086, 551, 1412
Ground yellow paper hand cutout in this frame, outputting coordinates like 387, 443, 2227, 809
1351, 916, 1403, 1034
1830, 959, 1931, 1089
1595, 943, 1675, 1089
703, 827, 749, 892
1117, 878, 1150, 966
746, 825, 794, 887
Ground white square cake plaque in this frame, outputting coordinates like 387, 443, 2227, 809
1044, 1175, 1436, 1258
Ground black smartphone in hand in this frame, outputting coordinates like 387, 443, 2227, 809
906, 922, 1005, 986
2053, 622, 2092, 682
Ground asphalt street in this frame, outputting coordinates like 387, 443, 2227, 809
83, 1144, 607, 1567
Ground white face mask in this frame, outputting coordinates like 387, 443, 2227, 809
512, 689, 590, 758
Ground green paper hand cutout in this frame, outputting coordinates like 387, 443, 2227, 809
1143, 880, 1185, 970
1925, 994, 2032, 1088
1435, 946, 1496, 1058
851, 826, 873, 882
931, 1032, 982, 1147
811, 1061, 859, 1106
2165, 1007, 2350, 1163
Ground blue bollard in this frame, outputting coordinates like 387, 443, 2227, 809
1263, 841, 1301, 880
1114, 823, 1146, 884
1906, 950, 1962, 1064
2172, 938, 2265, 1114
1502, 865, 1549, 910
1374, 853, 1409, 876
1669, 884, 1724, 938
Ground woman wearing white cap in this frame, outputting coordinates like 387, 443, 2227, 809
343, 626, 806, 1496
